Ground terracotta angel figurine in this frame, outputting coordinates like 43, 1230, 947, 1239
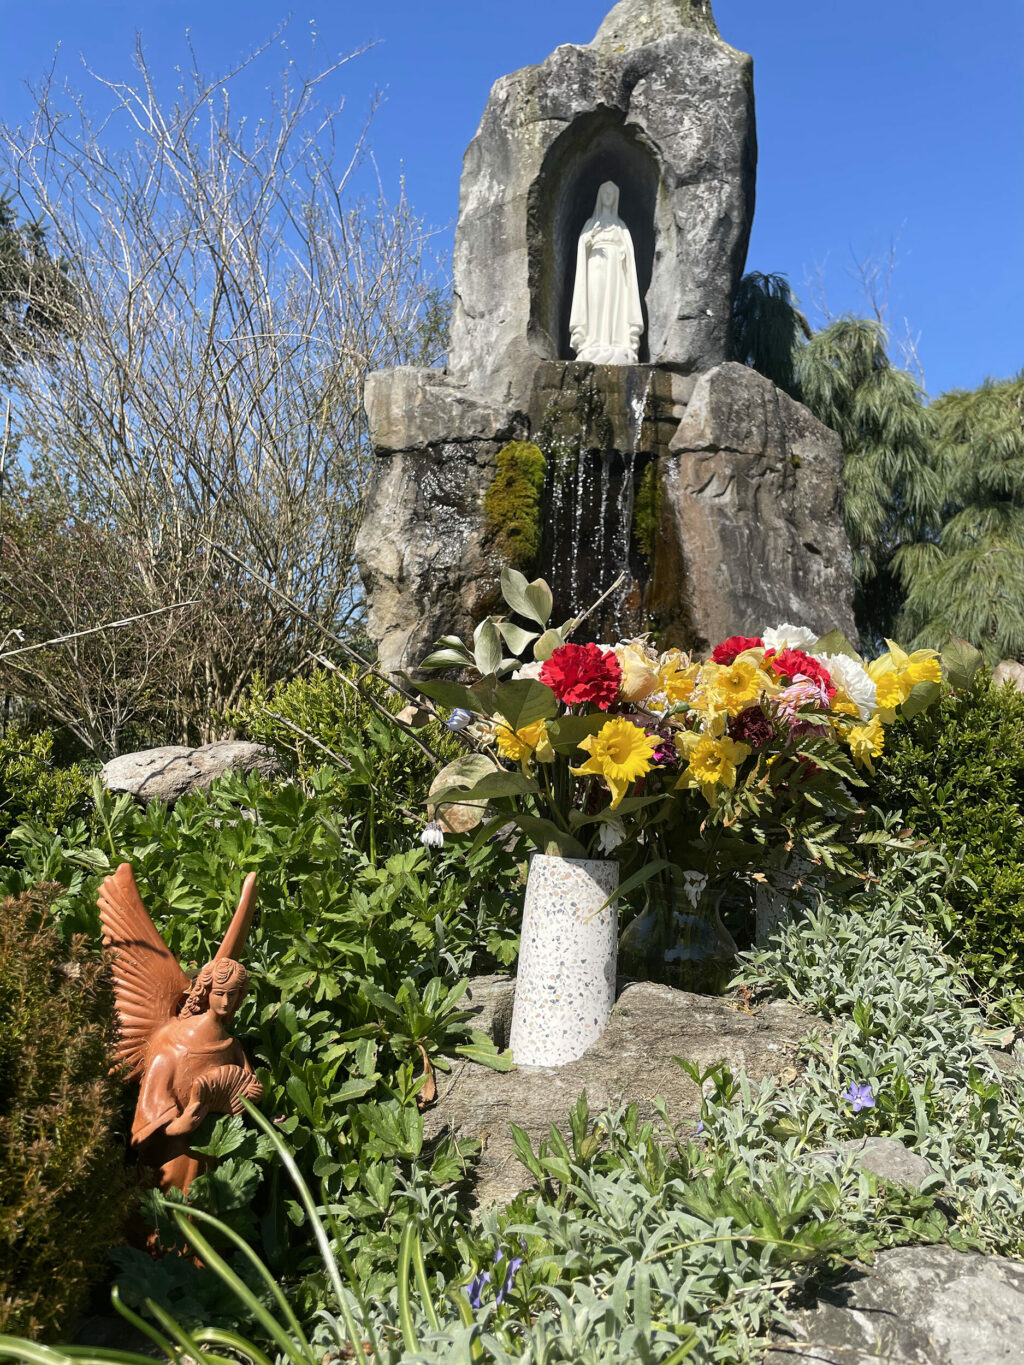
98, 863, 264, 1194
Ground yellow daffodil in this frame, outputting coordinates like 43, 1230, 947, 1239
868, 644, 942, 720
690, 661, 768, 735
676, 731, 751, 805
844, 713, 885, 774
570, 717, 658, 809
494, 716, 554, 765
659, 652, 700, 705
615, 642, 661, 703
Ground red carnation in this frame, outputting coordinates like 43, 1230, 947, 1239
539, 642, 622, 710
766, 648, 836, 698
712, 634, 764, 665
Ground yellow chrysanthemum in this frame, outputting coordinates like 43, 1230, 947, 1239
845, 714, 885, 773
659, 652, 700, 705
570, 717, 659, 809
615, 643, 661, 703
494, 716, 554, 765
676, 731, 751, 806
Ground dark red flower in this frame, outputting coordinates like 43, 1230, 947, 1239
766, 648, 836, 698
728, 706, 774, 750
539, 643, 622, 709
712, 634, 764, 665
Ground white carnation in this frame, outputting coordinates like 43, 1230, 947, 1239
821, 653, 877, 720
512, 659, 544, 681
762, 623, 820, 652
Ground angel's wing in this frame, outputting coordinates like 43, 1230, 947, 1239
214, 872, 258, 963
98, 863, 191, 1080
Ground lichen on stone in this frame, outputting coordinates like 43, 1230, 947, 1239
484, 440, 548, 570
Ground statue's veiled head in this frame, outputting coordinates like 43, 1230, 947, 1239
593, 180, 622, 222
181, 958, 249, 1021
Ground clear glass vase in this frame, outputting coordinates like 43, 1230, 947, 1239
618, 868, 737, 995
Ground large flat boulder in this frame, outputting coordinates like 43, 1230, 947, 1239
764, 1246, 1024, 1364
101, 742, 281, 805
429, 979, 813, 1207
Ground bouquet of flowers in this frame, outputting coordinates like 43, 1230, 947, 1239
414, 570, 974, 902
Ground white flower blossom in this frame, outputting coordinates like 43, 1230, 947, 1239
821, 653, 877, 721
512, 659, 544, 681
762, 623, 820, 652
420, 821, 445, 849
597, 816, 627, 854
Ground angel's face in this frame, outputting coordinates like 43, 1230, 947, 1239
209, 983, 243, 1021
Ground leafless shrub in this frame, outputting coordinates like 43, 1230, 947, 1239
0, 30, 444, 755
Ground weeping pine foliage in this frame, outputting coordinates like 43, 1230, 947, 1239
728, 271, 808, 399
795, 318, 940, 644
899, 374, 1024, 663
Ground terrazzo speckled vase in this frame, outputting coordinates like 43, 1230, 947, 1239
509, 854, 619, 1067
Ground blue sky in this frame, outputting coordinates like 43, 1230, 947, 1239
2, 0, 1021, 397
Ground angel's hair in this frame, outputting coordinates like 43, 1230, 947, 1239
181, 958, 248, 1017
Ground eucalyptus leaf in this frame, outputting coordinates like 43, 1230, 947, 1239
533, 628, 564, 662
473, 618, 503, 676
431, 771, 539, 804
408, 676, 480, 713
546, 713, 612, 752
496, 619, 540, 656
419, 647, 474, 671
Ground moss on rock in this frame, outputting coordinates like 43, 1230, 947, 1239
485, 441, 547, 570
633, 458, 662, 562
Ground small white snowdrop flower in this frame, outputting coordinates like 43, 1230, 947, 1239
420, 820, 445, 850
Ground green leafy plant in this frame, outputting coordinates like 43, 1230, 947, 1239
867, 669, 1024, 1002
0, 724, 94, 845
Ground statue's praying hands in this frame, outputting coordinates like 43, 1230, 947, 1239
99, 864, 263, 1193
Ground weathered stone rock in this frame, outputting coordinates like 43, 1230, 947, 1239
464, 975, 517, 1050
101, 742, 281, 805
355, 2, 856, 674
449, 6, 755, 404
354, 441, 507, 675
993, 659, 1024, 692
764, 1246, 1024, 1365
364, 367, 515, 455
426, 981, 813, 1207
811, 1136, 939, 1193
647, 363, 857, 650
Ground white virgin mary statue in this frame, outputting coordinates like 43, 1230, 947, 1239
568, 181, 644, 365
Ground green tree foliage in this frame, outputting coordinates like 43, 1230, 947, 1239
899, 374, 1024, 662
0, 885, 133, 1339
797, 318, 940, 643
728, 271, 808, 399
868, 672, 1024, 1003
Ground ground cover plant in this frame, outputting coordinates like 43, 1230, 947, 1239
3, 839, 1022, 1362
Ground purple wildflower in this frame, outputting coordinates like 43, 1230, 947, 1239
843, 1081, 875, 1114
467, 1269, 491, 1309
495, 1254, 523, 1306
446, 707, 473, 732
